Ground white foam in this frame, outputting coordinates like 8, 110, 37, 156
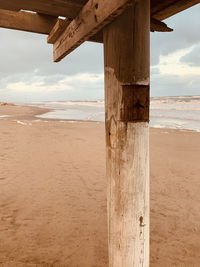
24, 96, 200, 132
16, 120, 32, 126
0, 115, 10, 118
59, 120, 77, 123
152, 124, 166, 129
17, 120, 26, 125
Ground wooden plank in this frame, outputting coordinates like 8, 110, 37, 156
0, 9, 57, 34
88, 18, 172, 43
47, 18, 104, 44
53, 0, 134, 62
88, 30, 103, 43
151, 18, 173, 32
151, 0, 200, 20
47, 18, 71, 44
48, 16, 171, 45
48, 19, 103, 44
0, 0, 85, 18
103, 0, 150, 266
0, 0, 199, 22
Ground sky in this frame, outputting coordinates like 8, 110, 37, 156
0, 4, 200, 102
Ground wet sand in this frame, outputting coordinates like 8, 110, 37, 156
0, 104, 200, 266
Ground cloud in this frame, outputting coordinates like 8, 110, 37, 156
0, 4, 200, 101
0, 27, 104, 101
151, 4, 200, 66
180, 44, 200, 66
7, 81, 73, 93
151, 73, 200, 97
0, 72, 104, 102
154, 47, 200, 76
0, 28, 103, 78
151, 67, 160, 75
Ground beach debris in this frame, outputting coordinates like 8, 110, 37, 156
0, 102, 14, 106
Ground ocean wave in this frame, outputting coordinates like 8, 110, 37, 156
24, 96, 200, 131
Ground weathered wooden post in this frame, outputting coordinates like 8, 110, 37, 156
103, 0, 150, 266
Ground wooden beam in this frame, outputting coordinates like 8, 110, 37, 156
47, 18, 104, 44
47, 18, 71, 44
0, 8, 104, 43
103, 0, 150, 265
0, 0, 199, 23
78, 18, 172, 44
151, 0, 200, 20
0, 0, 84, 18
0, 9, 57, 35
48, 16, 171, 45
150, 18, 173, 32
88, 30, 103, 43
53, 0, 134, 62
0, 9, 172, 45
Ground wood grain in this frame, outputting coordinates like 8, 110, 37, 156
0, 9, 57, 35
47, 18, 71, 44
0, 0, 198, 24
53, 0, 134, 62
150, 18, 173, 32
49, 16, 172, 46
104, 1, 150, 266
0, 0, 85, 18
151, 0, 200, 20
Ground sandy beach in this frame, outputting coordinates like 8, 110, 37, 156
0, 104, 200, 266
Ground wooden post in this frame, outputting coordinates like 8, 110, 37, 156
103, 0, 150, 266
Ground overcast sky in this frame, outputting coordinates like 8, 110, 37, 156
0, 4, 200, 102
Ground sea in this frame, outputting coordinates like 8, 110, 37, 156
27, 95, 200, 132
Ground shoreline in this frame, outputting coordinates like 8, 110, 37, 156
1, 103, 200, 133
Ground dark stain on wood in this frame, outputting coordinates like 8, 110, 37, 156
120, 85, 149, 122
